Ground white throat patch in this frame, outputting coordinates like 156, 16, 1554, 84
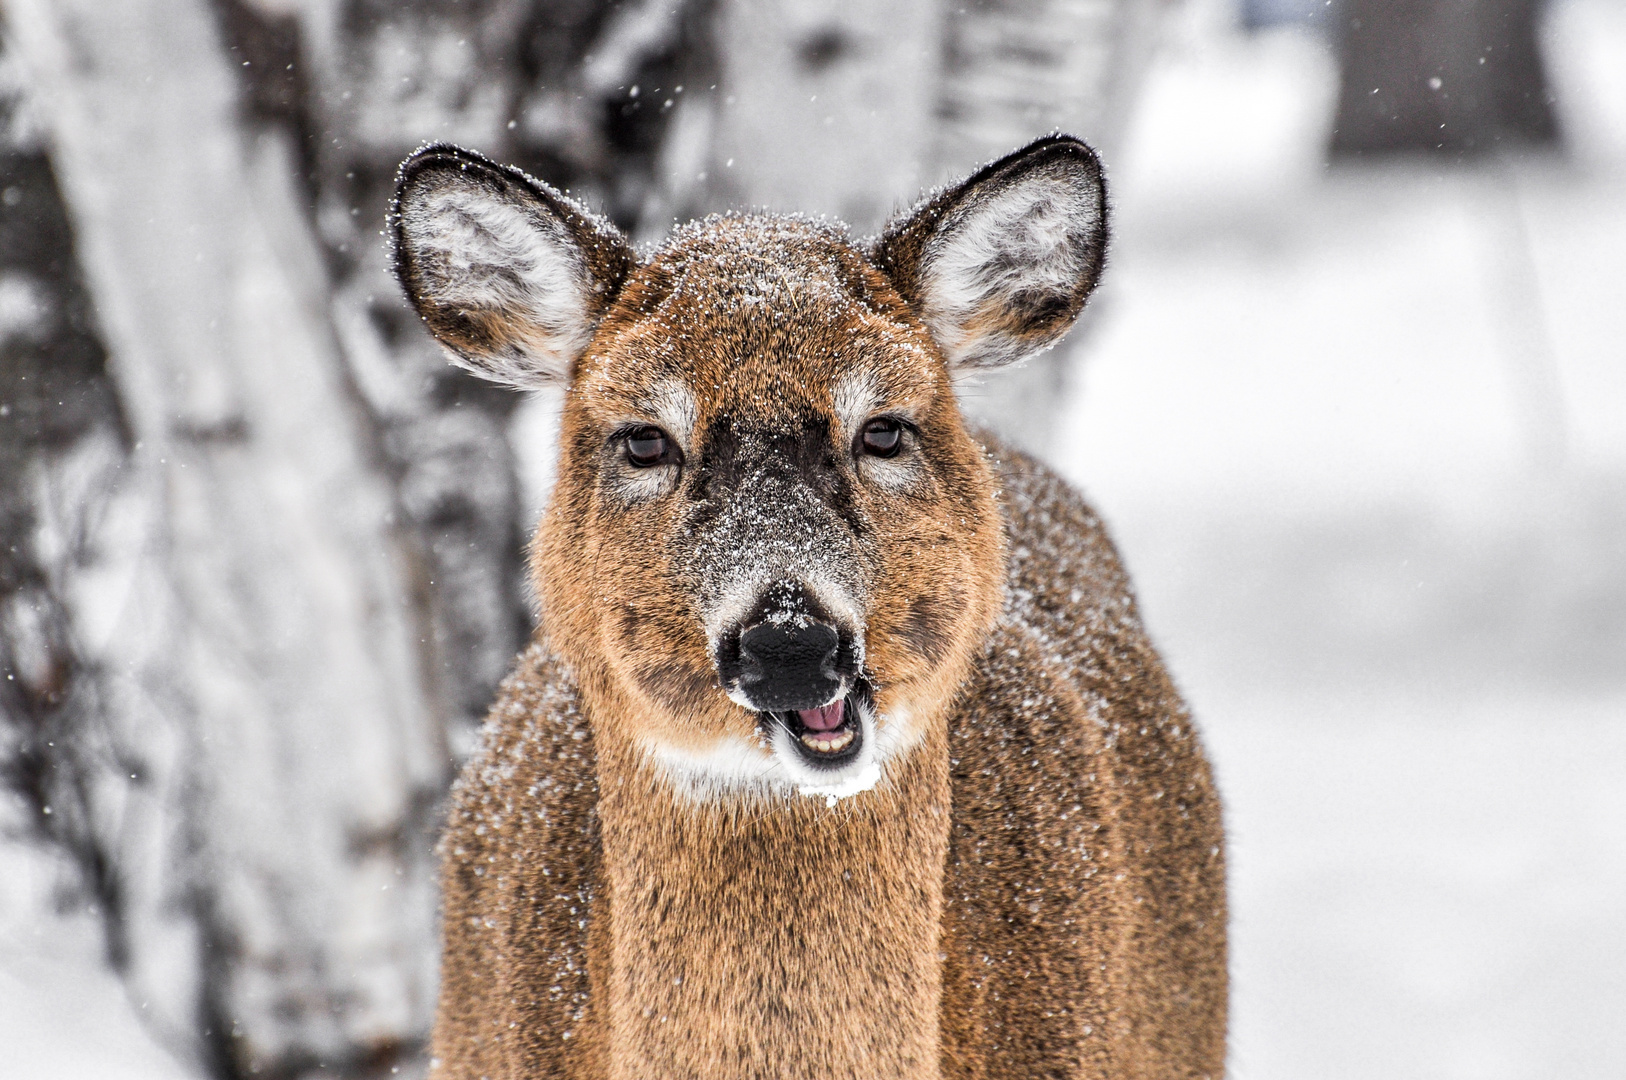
639, 699, 927, 806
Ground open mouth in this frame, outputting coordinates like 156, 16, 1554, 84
761, 682, 870, 769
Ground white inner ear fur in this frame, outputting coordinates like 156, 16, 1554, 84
402, 178, 595, 388
917, 167, 1100, 372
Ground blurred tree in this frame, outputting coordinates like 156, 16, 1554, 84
7, 3, 444, 1077
930, 0, 1167, 451
0, 1, 1165, 1077
704, 0, 1167, 454
1241, 0, 1342, 32
1331, 0, 1561, 156
0, 16, 139, 995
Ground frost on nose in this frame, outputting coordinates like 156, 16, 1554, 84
735, 616, 844, 712
712, 580, 862, 712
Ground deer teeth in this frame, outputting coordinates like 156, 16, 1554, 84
801, 729, 854, 753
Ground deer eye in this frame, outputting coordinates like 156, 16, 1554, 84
624, 426, 678, 468
858, 417, 904, 458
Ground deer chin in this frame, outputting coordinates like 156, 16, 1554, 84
636, 682, 929, 805
760, 683, 883, 801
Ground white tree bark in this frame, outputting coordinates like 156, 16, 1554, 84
933, 0, 1163, 177
707, 0, 944, 235
6, 0, 442, 1073
295, 0, 537, 739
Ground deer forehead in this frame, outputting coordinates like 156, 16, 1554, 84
577, 229, 943, 433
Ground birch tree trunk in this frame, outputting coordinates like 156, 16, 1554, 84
706, 0, 943, 235
0, 17, 148, 992
289, 0, 536, 739
7, 0, 443, 1074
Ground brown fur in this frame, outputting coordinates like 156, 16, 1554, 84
432, 443, 1225, 1080
399, 138, 1226, 1080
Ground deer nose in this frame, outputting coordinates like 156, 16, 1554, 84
734, 619, 845, 712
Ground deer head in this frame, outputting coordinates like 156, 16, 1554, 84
392, 135, 1107, 800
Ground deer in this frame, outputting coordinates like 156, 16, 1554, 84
390, 134, 1226, 1080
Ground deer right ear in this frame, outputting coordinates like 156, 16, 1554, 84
871, 135, 1108, 374
391, 144, 635, 389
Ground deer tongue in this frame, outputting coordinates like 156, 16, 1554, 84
797, 700, 845, 731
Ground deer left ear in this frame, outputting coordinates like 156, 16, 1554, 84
871, 135, 1108, 373
391, 143, 635, 390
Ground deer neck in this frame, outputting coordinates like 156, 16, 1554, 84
591, 712, 951, 1080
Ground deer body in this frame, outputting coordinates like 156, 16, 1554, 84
395, 137, 1226, 1080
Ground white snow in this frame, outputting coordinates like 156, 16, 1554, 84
0, 829, 194, 1080
1209, 687, 1626, 1080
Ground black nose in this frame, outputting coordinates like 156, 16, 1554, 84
735, 619, 844, 712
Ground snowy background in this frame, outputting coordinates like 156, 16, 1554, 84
1070, 4, 1626, 1077
3, 0, 1624, 1078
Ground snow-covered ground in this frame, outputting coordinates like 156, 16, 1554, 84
0, 830, 193, 1079
5, 2, 1623, 1076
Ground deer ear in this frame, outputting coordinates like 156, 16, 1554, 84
872, 135, 1108, 373
391, 144, 635, 389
